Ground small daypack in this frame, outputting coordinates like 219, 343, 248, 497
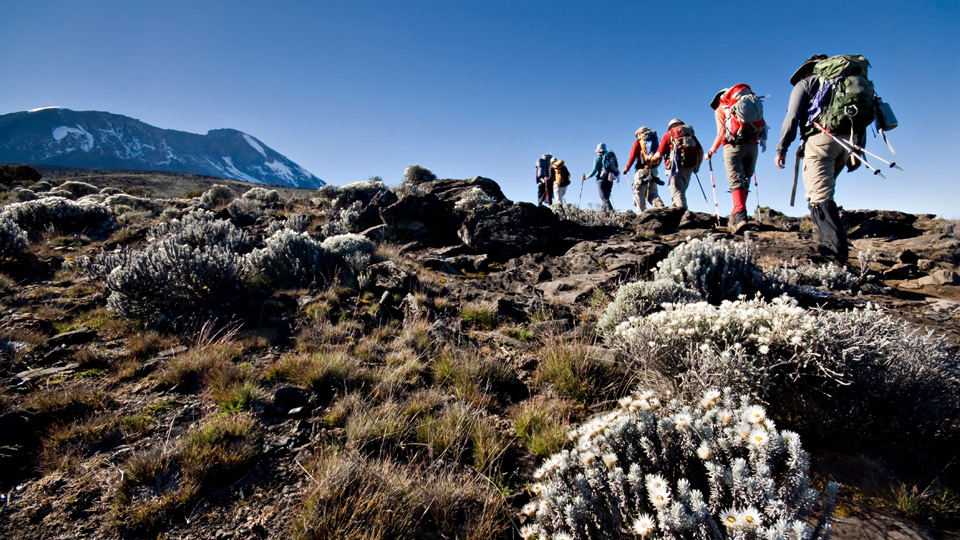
720, 84, 767, 145
602, 151, 619, 178
536, 155, 551, 180
554, 160, 571, 187
809, 55, 876, 135
670, 125, 699, 168
640, 129, 662, 167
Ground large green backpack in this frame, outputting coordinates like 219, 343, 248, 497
812, 55, 876, 134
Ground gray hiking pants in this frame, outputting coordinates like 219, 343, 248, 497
669, 167, 693, 209
597, 173, 615, 212
632, 168, 661, 211
723, 142, 758, 192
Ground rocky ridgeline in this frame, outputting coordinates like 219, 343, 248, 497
0, 171, 958, 539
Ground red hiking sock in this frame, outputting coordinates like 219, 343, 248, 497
731, 189, 747, 214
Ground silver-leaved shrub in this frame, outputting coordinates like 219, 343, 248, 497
454, 187, 497, 213
200, 184, 234, 207
241, 187, 280, 205
57, 181, 99, 197
523, 388, 836, 540
0, 196, 117, 237
321, 233, 376, 275
597, 279, 703, 338
610, 296, 960, 447
0, 216, 28, 257
148, 209, 249, 252
653, 236, 766, 303
243, 230, 336, 287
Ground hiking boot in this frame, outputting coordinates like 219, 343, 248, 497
729, 210, 748, 234
652, 198, 665, 208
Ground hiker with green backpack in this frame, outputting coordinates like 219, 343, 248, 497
581, 143, 619, 213
776, 54, 884, 263
707, 85, 768, 234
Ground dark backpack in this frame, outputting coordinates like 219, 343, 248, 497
670, 125, 700, 168
809, 55, 876, 134
602, 151, 619, 178
536, 156, 551, 180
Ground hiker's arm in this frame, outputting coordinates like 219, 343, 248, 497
584, 156, 601, 180
650, 132, 671, 162
708, 108, 724, 157
624, 140, 640, 173
776, 78, 813, 158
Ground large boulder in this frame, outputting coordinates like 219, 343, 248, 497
458, 202, 564, 260
845, 209, 921, 239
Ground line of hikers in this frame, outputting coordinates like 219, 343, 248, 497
535, 53, 899, 264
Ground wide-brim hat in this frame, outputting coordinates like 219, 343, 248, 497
596, 143, 606, 153
710, 89, 728, 110
789, 54, 828, 85
667, 118, 683, 129
635, 126, 650, 137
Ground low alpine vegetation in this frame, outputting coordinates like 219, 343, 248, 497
1, 196, 117, 237
0, 216, 27, 257
523, 388, 837, 540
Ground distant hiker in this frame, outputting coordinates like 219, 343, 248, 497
776, 54, 875, 263
623, 127, 665, 212
551, 158, 571, 205
536, 153, 554, 206
581, 143, 619, 213
650, 119, 703, 209
707, 85, 767, 234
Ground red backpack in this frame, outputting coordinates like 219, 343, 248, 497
720, 84, 766, 145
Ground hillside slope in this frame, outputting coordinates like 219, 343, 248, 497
0, 170, 957, 539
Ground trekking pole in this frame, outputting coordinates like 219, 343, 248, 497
706, 159, 722, 225
692, 171, 719, 226
752, 172, 762, 224
790, 146, 801, 207
811, 123, 885, 178
578, 178, 585, 207
811, 121, 902, 172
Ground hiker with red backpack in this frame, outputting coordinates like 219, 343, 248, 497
707, 84, 767, 234
649, 119, 703, 209
622, 127, 665, 212
581, 143, 619, 213
775, 54, 883, 263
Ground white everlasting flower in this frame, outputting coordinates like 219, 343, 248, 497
602, 453, 618, 468
674, 414, 691, 430
744, 404, 766, 424
553, 533, 573, 540
522, 502, 537, 516
632, 514, 657, 537
736, 423, 752, 439
718, 410, 733, 425
758, 344, 770, 355
531, 483, 544, 495
700, 389, 721, 409
648, 488, 671, 509
520, 525, 537, 540
697, 443, 712, 460
720, 508, 739, 529
749, 429, 769, 447
581, 453, 597, 466
645, 474, 668, 492
619, 396, 634, 408
739, 507, 762, 529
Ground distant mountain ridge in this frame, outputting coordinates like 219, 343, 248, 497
0, 108, 324, 188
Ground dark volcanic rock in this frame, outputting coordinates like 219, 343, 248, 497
845, 210, 920, 239
459, 202, 565, 260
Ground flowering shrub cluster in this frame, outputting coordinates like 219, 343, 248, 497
148, 210, 249, 252
244, 230, 336, 287
551, 203, 626, 227
523, 388, 836, 540
0, 196, 117, 237
653, 236, 766, 303
321, 233, 376, 274
242, 187, 280, 204
608, 295, 960, 447
200, 184, 234, 207
454, 187, 497, 213
767, 260, 858, 292
596, 280, 702, 338
0, 216, 27, 257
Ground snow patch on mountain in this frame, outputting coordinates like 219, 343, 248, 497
52, 125, 94, 152
29, 106, 65, 113
221, 156, 261, 184
243, 134, 267, 157
264, 160, 295, 182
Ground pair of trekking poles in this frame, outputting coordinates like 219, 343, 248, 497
693, 157, 763, 227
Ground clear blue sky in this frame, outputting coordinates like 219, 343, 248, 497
2, 0, 958, 218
